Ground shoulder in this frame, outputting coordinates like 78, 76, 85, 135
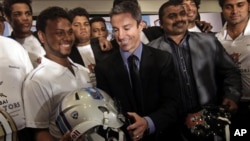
147, 36, 164, 46
143, 44, 173, 61
1, 36, 23, 49
189, 32, 217, 41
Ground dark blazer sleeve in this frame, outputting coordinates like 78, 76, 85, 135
143, 46, 179, 132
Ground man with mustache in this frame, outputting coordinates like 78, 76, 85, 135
148, 1, 242, 141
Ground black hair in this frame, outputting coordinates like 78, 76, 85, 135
90, 17, 106, 25
218, 0, 250, 7
36, 6, 71, 33
3, 0, 32, 18
158, 0, 183, 25
68, 7, 89, 22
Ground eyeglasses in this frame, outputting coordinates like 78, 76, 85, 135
0, 16, 5, 22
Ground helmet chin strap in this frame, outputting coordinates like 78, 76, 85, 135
103, 111, 109, 130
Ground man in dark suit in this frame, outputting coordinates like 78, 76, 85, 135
95, 1, 179, 141
148, 1, 242, 141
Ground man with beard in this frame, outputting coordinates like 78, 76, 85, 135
148, 1, 242, 141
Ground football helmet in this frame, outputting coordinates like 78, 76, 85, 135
185, 106, 231, 140
0, 109, 17, 141
56, 87, 126, 141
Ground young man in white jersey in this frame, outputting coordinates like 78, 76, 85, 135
22, 6, 93, 141
216, 0, 250, 140
0, 36, 33, 141
3, 0, 45, 67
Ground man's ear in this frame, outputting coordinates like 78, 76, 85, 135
37, 30, 45, 44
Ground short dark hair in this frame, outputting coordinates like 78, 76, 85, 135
68, 7, 89, 22
112, 0, 139, 8
3, 0, 33, 18
158, 0, 183, 25
110, 1, 141, 24
90, 17, 106, 25
36, 6, 71, 33
218, 0, 250, 7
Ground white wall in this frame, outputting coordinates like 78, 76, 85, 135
0, 0, 222, 16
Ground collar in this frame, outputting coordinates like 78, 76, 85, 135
219, 18, 250, 39
120, 42, 143, 64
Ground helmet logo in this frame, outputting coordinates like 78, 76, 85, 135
87, 88, 104, 100
71, 111, 78, 119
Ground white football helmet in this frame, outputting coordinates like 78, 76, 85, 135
56, 87, 126, 141
0, 109, 17, 141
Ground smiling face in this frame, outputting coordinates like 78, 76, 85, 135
222, 0, 249, 26
111, 12, 143, 53
38, 18, 75, 59
8, 3, 32, 37
160, 5, 188, 36
181, 0, 199, 23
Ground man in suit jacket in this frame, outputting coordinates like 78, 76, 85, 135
95, 1, 179, 141
148, 1, 242, 141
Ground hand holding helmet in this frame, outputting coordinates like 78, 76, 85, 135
56, 87, 127, 141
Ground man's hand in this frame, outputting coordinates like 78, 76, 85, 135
126, 112, 148, 141
59, 131, 71, 141
98, 37, 112, 51
195, 20, 213, 33
222, 98, 238, 113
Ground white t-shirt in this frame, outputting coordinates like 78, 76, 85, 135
216, 19, 250, 100
15, 34, 46, 67
22, 57, 92, 139
188, 25, 202, 32
77, 44, 96, 68
0, 36, 33, 130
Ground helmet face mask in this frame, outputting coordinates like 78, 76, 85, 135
0, 109, 17, 141
56, 87, 126, 141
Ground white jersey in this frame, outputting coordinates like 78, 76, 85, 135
15, 34, 46, 68
77, 44, 96, 68
22, 57, 92, 139
0, 36, 33, 130
216, 19, 250, 100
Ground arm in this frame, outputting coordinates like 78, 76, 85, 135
195, 20, 213, 33
214, 39, 242, 112
97, 37, 113, 51
34, 129, 55, 141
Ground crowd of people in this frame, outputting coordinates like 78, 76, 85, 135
0, 0, 249, 141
